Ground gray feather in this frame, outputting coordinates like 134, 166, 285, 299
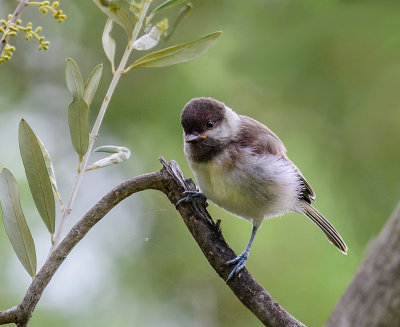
302, 202, 347, 254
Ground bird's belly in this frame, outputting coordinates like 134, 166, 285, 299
191, 155, 298, 222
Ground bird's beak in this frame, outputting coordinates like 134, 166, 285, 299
185, 133, 207, 143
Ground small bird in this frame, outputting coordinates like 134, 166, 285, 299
179, 97, 347, 281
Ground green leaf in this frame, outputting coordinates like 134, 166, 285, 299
19, 120, 56, 235
132, 26, 161, 51
68, 98, 89, 163
93, 0, 133, 39
84, 63, 103, 107
164, 2, 193, 42
18, 119, 56, 234
125, 31, 222, 71
65, 58, 84, 99
102, 18, 116, 73
37, 136, 63, 209
151, 0, 188, 16
0, 168, 37, 278
86, 145, 131, 171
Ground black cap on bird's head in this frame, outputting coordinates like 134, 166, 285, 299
180, 97, 226, 143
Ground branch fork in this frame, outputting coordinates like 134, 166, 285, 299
2, 157, 399, 327
0, 158, 305, 327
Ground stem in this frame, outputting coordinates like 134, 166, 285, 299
0, 0, 29, 57
52, 1, 152, 248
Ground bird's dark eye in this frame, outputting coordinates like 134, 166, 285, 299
206, 120, 214, 128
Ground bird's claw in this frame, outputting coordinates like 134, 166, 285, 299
176, 191, 207, 206
226, 252, 249, 282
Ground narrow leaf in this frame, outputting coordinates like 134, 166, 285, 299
132, 26, 161, 51
94, 145, 125, 153
86, 145, 131, 171
93, 0, 133, 39
65, 58, 84, 99
37, 137, 63, 208
125, 31, 222, 71
68, 98, 89, 163
0, 168, 37, 278
151, 0, 188, 16
19, 120, 56, 235
102, 18, 116, 73
164, 2, 193, 42
84, 63, 103, 107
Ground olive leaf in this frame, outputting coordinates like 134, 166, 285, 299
84, 63, 103, 107
93, 0, 133, 39
132, 26, 161, 51
102, 18, 116, 73
19, 119, 55, 236
68, 98, 89, 165
65, 58, 84, 99
66, 59, 90, 165
37, 136, 63, 208
164, 2, 193, 42
0, 168, 37, 279
86, 145, 131, 171
150, 0, 189, 16
125, 31, 222, 71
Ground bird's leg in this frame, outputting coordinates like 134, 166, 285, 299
226, 225, 259, 282
176, 191, 207, 206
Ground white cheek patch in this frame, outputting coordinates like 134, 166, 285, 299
205, 105, 240, 140
225, 106, 241, 133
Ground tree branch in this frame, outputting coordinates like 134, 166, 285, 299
158, 158, 305, 327
0, 158, 304, 327
326, 203, 400, 327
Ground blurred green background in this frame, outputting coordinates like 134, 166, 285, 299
1, 0, 400, 326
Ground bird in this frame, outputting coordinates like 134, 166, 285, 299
178, 97, 347, 281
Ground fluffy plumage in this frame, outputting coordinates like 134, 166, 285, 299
180, 97, 347, 279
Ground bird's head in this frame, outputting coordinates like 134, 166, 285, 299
180, 97, 240, 162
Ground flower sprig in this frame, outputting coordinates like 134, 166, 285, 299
0, 19, 49, 63
0, 44, 16, 63
27, 1, 66, 23
156, 18, 168, 35
19, 23, 50, 50
0, 0, 66, 64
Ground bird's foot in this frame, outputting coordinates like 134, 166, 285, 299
226, 251, 249, 282
176, 191, 207, 206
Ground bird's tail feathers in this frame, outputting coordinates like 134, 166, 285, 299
302, 203, 347, 254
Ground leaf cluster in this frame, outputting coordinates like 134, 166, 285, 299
0, 0, 222, 283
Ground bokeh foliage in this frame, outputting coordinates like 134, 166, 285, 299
0, 0, 400, 326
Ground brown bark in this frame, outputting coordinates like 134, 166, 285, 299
0, 158, 304, 327
326, 203, 400, 327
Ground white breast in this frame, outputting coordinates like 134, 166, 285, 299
188, 148, 301, 226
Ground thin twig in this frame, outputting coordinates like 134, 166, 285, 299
1, 171, 162, 327
0, 0, 29, 57
52, 1, 152, 247
0, 158, 305, 327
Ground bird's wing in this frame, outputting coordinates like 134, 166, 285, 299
237, 115, 287, 155
237, 115, 316, 202
283, 154, 316, 202
299, 174, 316, 202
